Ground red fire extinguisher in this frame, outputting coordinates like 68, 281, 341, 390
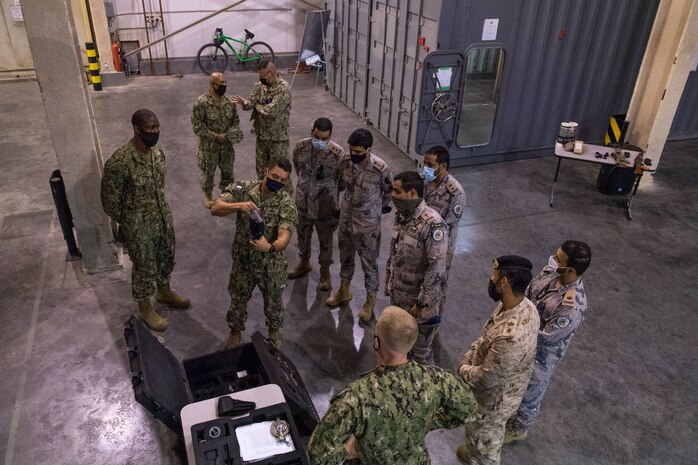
112, 41, 122, 72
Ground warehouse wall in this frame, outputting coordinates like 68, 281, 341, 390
112, 0, 324, 60
0, 0, 95, 81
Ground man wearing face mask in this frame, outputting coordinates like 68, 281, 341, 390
101, 109, 191, 332
385, 171, 448, 365
505, 240, 591, 444
287, 117, 345, 290
191, 72, 243, 209
326, 129, 393, 322
308, 306, 478, 465
211, 157, 298, 349
231, 61, 292, 182
422, 145, 466, 316
456, 256, 539, 465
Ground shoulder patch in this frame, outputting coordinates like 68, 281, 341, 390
420, 210, 434, 222
432, 229, 444, 242
446, 180, 460, 195
328, 142, 344, 156
556, 316, 571, 328
453, 204, 464, 215
296, 138, 311, 149
502, 319, 519, 337
562, 289, 576, 307
372, 157, 388, 172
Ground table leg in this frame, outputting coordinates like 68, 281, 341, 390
550, 157, 562, 207
626, 173, 642, 220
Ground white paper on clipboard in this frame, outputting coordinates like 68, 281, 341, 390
435, 67, 452, 91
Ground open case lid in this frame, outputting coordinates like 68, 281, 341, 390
123, 315, 191, 432
250, 332, 319, 436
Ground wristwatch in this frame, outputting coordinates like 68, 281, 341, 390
268, 243, 276, 253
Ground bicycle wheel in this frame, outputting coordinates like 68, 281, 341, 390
243, 41, 275, 69
197, 43, 229, 74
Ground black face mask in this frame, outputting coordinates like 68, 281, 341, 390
351, 154, 367, 164
259, 78, 269, 86
215, 84, 227, 96
487, 278, 502, 302
138, 130, 159, 147
265, 177, 284, 192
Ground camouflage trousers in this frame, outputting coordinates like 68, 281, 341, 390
462, 400, 522, 465
197, 146, 235, 194
126, 232, 175, 301
255, 139, 289, 176
297, 212, 339, 266
390, 289, 439, 365
509, 360, 555, 432
227, 251, 287, 331
338, 223, 381, 293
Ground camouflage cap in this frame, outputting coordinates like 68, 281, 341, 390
493, 255, 533, 272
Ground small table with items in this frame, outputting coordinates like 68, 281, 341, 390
550, 142, 648, 219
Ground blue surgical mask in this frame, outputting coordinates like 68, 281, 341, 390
547, 255, 558, 271
423, 166, 437, 182
311, 138, 327, 150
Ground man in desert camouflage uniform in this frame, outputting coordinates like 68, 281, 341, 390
422, 145, 466, 316
191, 72, 244, 208
326, 129, 393, 322
457, 255, 539, 465
211, 157, 297, 349
287, 117, 345, 291
385, 170, 448, 365
101, 109, 190, 332
505, 240, 591, 444
309, 306, 478, 465
232, 61, 292, 180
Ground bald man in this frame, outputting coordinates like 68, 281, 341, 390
309, 306, 477, 465
232, 61, 292, 181
192, 72, 243, 208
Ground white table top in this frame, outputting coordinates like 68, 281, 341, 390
554, 142, 641, 166
180, 384, 286, 465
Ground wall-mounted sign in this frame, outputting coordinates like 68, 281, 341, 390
435, 66, 452, 91
11, 0, 23, 22
482, 18, 499, 41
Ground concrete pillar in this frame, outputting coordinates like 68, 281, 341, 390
87, 0, 114, 71
21, 0, 121, 273
626, 0, 698, 169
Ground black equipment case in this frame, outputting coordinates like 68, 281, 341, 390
123, 316, 319, 436
192, 403, 309, 465
597, 165, 636, 195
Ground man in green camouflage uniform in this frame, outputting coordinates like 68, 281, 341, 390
101, 109, 190, 332
211, 157, 297, 349
422, 146, 466, 316
287, 117, 345, 291
191, 72, 244, 208
309, 305, 478, 465
456, 256, 540, 465
232, 61, 292, 181
386, 171, 448, 365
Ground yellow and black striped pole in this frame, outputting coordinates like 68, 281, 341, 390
85, 42, 102, 91
604, 113, 628, 146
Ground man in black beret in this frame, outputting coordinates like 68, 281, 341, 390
456, 256, 540, 465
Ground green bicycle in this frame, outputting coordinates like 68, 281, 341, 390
197, 28, 275, 74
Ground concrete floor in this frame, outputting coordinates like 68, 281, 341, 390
1, 72, 697, 465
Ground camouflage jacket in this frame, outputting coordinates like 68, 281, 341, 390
339, 153, 393, 232
220, 180, 297, 259
459, 298, 540, 412
386, 201, 448, 321
191, 93, 243, 150
242, 78, 291, 141
308, 361, 478, 465
101, 140, 173, 243
526, 267, 588, 369
424, 174, 466, 259
293, 138, 345, 220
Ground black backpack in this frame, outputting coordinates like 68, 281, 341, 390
597, 165, 636, 195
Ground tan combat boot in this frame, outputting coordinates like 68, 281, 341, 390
225, 330, 242, 349
156, 283, 191, 309
287, 259, 312, 279
326, 279, 352, 306
268, 328, 282, 349
203, 193, 213, 209
318, 266, 332, 291
359, 292, 376, 322
138, 299, 168, 332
